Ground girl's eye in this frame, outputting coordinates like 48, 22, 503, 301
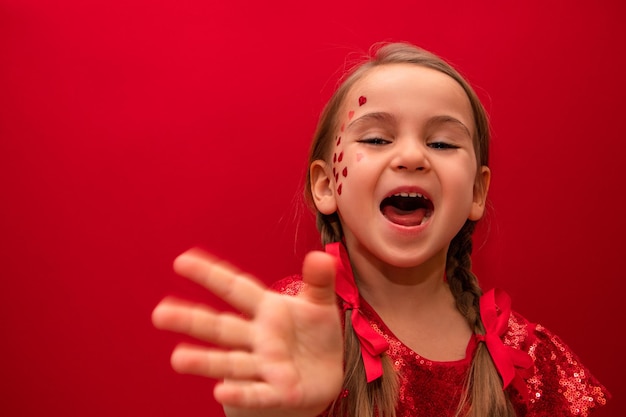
358, 137, 390, 145
428, 141, 459, 150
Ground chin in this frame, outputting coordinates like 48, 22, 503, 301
375, 247, 447, 271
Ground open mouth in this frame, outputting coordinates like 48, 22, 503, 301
380, 192, 434, 227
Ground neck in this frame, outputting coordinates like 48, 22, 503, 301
344, 241, 451, 317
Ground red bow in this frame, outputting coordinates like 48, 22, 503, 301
478, 289, 534, 397
326, 242, 389, 383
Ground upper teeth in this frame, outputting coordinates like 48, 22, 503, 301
393, 192, 427, 199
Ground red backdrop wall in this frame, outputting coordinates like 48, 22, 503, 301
1, 0, 623, 415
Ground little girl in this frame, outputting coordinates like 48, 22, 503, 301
152, 43, 610, 417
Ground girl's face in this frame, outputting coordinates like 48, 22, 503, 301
311, 63, 490, 270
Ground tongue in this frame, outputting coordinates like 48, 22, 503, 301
382, 206, 428, 226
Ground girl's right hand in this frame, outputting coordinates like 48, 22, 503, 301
152, 248, 344, 417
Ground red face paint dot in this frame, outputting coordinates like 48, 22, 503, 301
337, 136, 341, 146
335, 173, 339, 182
342, 167, 348, 177
338, 151, 344, 162
333, 167, 336, 176
337, 184, 342, 195
348, 110, 354, 120
359, 96, 367, 106
333, 153, 337, 163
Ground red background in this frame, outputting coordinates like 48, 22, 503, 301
1, 0, 623, 416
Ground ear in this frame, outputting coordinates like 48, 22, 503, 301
309, 160, 337, 215
469, 165, 491, 221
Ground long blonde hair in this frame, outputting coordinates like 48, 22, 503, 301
305, 43, 515, 417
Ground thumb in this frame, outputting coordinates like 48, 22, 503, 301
301, 250, 337, 306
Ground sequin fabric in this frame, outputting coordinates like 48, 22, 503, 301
272, 276, 610, 416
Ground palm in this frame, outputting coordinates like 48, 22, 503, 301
152, 249, 344, 417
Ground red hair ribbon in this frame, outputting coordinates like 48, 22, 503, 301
326, 242, 389, 383
478, 288, 534, 397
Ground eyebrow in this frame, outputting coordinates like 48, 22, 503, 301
346, 112, 397, 130
424, 115, 472, 138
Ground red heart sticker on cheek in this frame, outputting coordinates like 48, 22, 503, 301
359, 96, 367, 106
337, 184, 343, 195
338, 152, 344, 162
342, 167, 348, 177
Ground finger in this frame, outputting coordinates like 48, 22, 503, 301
173, 248, 265, 316
171, 344, 260, 380
152, 297, 252, 348
300, 251, 337, 306
216, 381, 283, 409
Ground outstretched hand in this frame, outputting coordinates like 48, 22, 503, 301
152, 248, 344, 417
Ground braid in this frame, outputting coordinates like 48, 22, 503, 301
447, 220, 516, 417
328, 310, 398, 417
446, 220, 482, 330
317, 212, 344, 246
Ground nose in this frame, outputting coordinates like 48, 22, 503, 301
392, 138, 430, 172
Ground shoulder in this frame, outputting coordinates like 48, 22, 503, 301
503, 310, 536, 349
505, 310, 611, 416
269, 274, 305, 296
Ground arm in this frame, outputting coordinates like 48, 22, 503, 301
152, 249, 344, 417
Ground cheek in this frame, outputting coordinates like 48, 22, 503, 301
333, 156, 346, 194
333, 150, 366, 197
332, 140, 350, 196
446, 165, 478, 206
334, 97, 367, 196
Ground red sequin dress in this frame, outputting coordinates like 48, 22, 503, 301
272, 276, 610, 417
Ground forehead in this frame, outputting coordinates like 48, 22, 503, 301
344, 63, 475, 132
